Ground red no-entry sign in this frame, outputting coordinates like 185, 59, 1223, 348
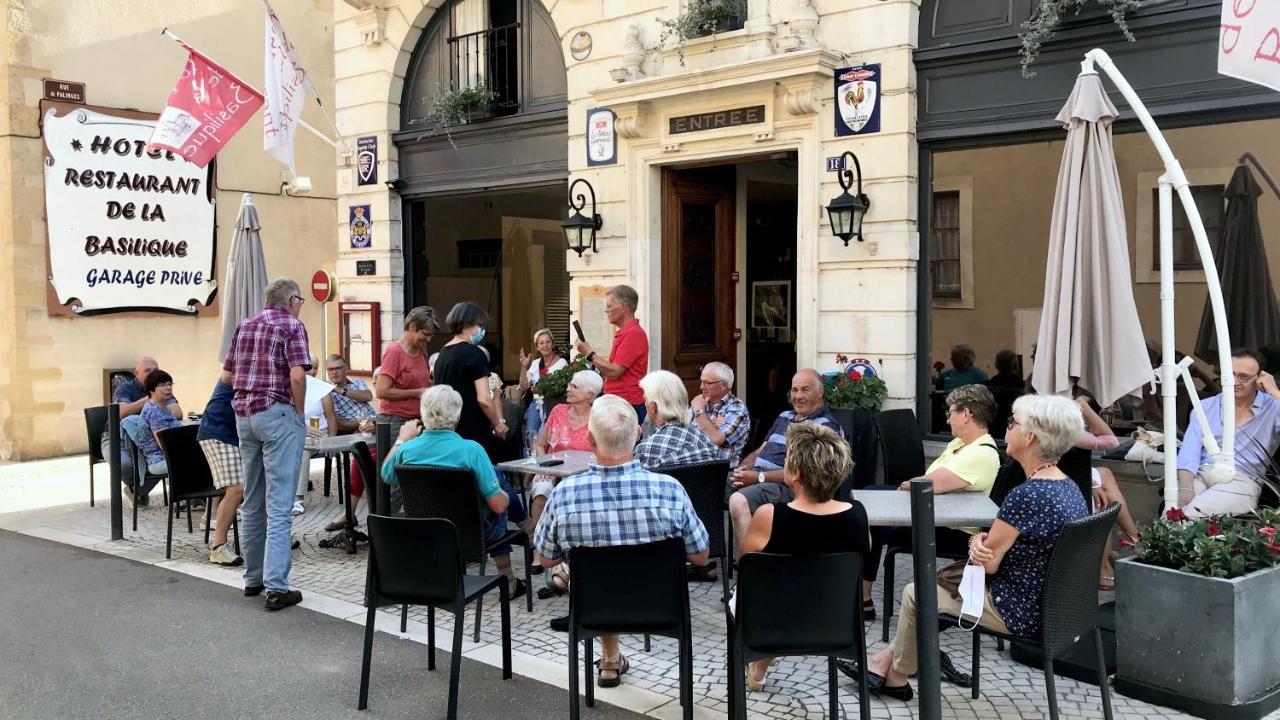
311, 270, 336, 303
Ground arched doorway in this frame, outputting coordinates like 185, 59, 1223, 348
395, 0, 568, 382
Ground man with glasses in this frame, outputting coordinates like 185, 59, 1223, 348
222, 277, 311, 611
323, 354, 377, 432
1176, 347, 1280, 518
690, 361, 751, 469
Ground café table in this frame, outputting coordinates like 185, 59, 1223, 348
308, 432, 373, 554
496, 450, 595, 506
852, 488, 998, 528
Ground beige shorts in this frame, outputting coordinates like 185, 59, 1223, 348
199, 439, 242, 490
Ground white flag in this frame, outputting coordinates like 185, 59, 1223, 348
263, 3, 313, 173
1219, 1, 1280, 92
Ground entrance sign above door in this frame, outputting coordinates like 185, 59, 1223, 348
834, 63, 881, 136
668, 105, 765, 135
42, 102, 217, 316
586, 108, 616, 166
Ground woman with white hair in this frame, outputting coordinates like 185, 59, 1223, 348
635, 370, 721, 469
863, 394, 1090, 701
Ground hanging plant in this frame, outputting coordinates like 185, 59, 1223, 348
427, 84, 493, 126
1019, 0, 1141, 78
656, 0, 747, 65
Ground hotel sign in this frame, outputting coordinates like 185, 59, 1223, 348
668, 105, 765, 135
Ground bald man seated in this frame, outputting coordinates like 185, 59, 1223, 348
726, 369, 846, 544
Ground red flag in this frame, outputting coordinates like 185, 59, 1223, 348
148, 45, 264, 168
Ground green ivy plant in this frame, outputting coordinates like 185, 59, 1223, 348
428, 84, 493, 126
656, 0, 747, 65
1019, 0, 1140, 77
535, 354, 592, 401
1133, 507, 1280, 579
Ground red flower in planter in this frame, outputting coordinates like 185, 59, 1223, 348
1118, 536, 1135, 548
1269, 542, 1280, 557
1207, 521, 1221, 536
848, 370, 862, 381
1165, 507, 1188, 522
933, 361, 945, 373
1261, 526, 1277, 541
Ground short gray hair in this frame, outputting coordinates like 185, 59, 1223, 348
1011, 394, 1084, 463
703, 361, 734, 387
607, 284, 639, 312
420, 385, 463, 430
326, 354, 347, 366
264, 277, 300, 308
639, 370, 691, 425
405, 306, 440, 332
588, 395, 639, 456
572, 369, 604, 399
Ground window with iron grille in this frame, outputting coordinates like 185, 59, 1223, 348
930, 191, 962, 299
1151, 184, 1225, 271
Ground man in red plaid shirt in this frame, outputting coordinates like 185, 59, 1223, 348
221, 277, 312, 611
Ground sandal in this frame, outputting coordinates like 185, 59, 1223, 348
595, 654, 629, 688
324, 518, 349, 532
1099, 574, 1116, 591
745, 658, 777, 692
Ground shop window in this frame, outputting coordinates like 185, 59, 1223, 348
930, 191, 961, 298
1150, 184, 1225, 271
457, 238, 502, 269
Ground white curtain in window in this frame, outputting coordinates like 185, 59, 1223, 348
452, 0, 488, 88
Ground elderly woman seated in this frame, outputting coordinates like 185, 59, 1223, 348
736, 422, 871, 692
380, 384, 527, 600
634, 370, 722, 469
529, 369, 604, 522
862, 394, 1089, 700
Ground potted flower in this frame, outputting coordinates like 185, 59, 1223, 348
534, 354, 592, 419
1114, 507, 1280, 718
821, 355, 889, 488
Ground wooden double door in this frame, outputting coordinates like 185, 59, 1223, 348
661, 167, 736, 398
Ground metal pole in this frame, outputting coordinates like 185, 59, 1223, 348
910, 479, 941, 720
108, 403, 123, 540
375, 421, 392, 514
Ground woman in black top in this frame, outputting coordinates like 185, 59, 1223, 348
738, 422, 872, 692
432, 301, 509, 460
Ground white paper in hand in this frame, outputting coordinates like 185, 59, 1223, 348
304, 375, 336, 408
958, 563, 986, 630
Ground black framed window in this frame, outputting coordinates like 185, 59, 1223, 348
930, 190, 961, 299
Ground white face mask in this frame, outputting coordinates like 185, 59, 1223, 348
958, 563, 986, 629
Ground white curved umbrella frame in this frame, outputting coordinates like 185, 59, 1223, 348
1082, 49, 1234, 511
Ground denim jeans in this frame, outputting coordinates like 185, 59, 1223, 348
237, 403, 306, 593
485, 471, 527, 558
101, 415, 145, 486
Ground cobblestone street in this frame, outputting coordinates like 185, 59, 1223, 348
0, 455, 1250, 719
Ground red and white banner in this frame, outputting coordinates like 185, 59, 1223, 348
147, 45, 264, 168
264, 3, 313, 174
1220, 1, 1280, 92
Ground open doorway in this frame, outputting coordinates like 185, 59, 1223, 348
659, 154, 798, 428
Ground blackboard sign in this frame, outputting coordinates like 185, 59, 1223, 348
356, 260, 376, 276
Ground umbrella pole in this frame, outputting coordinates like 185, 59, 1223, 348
1084, 49, 1236, 504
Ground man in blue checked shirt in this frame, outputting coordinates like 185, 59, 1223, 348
533, 394, 709, 689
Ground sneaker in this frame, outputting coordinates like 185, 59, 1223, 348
208, 543, 243, 567
292, 501, 305, 515
265, 589, 303, 611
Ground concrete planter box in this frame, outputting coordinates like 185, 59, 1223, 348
1115, 557, 1280, 719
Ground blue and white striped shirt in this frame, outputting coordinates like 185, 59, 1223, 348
753, 405, 845, 471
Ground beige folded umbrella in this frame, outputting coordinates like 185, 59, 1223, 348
1032, 72, 1152, 407
218, 194, 269, 361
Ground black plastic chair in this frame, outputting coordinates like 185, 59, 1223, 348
84, 406, 109, 507
358, 514, 511, 719
567, 538, 693, 720
728, 551, 870, 720
397, 464, 534, 635
659, 460, 732, 599
124, 431, 169, 532
874, 408, 926, 485
154, 425, 238, 560
942, 503, 1119, 720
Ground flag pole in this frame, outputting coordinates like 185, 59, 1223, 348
160, 28, 337, 149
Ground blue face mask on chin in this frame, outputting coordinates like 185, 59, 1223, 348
471, 327, 486, 345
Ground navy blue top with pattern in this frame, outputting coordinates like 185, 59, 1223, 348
753, 406, 845, 471
989, 477, 1087, 638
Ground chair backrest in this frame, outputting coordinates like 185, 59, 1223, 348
84, 406, 109, 464
875, 409, 926, 486
1056, 446, 1094, 504
351, 440, 378, 490
1040, 503, 1120, 656
154, 424, 214, 497
569, 537, 688, 633
365, 514, 464, 607
396, 464, 488, 565
657, 461, 730, 557
990, 458, 1026, 506
986, 385, 1022, 441
737, 552, 863, 655
831, 408, 880, 496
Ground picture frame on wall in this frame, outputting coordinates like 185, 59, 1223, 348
751, 280, 791, 332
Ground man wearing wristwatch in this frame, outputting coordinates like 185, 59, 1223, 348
690, 361, 751, 469
573, 284, 650, 423
726, 369, 844, 545
322, 353, 377, 433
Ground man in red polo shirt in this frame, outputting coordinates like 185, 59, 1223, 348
574, 284, 650, 423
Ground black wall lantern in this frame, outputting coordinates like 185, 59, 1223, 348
562, 178, 603, 256
826, 151, 871, 245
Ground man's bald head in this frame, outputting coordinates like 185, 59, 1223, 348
135, 356, 158, 382
790, 368, 825, 416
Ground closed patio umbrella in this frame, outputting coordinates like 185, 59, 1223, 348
1031, 71, 1152, 407
218, 194, 269, 361
1194, 163, 1280, 361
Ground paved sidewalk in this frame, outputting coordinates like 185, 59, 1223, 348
0, 453, 1253, 719
0, 529, 646, 720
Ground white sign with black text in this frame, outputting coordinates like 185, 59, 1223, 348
43, 104, 217, 315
